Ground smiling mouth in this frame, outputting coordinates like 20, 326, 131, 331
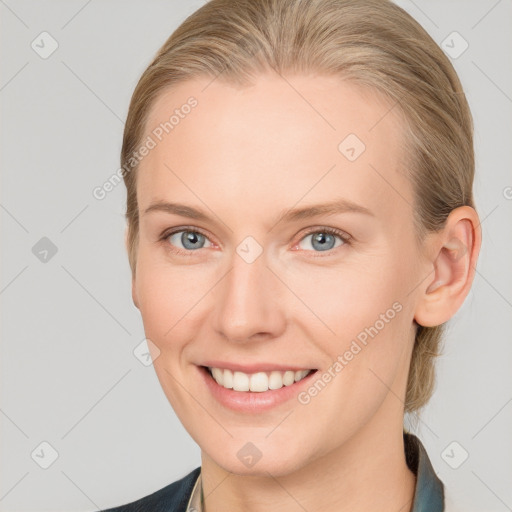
203, 366, 317, 392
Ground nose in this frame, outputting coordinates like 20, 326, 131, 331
212, 248, 287, 343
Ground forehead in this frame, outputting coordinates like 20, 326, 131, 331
138, 73, 412, 224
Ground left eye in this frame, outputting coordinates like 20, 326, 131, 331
297, 230, 347, 252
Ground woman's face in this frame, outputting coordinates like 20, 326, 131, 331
132, 73, 427, 476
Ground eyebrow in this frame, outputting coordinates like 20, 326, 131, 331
143, 198, 374, 224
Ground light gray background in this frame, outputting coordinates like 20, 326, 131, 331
1, 1, 511, 511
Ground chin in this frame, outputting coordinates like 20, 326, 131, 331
222, 456, 303, 478
201, 437, 312, 478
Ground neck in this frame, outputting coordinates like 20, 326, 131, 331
200, 412, 416, 512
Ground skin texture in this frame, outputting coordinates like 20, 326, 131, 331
129, 73, 481, 512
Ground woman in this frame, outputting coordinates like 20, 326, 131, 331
103, 0, 480, 510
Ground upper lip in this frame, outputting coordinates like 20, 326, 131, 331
200, 361, 317, 373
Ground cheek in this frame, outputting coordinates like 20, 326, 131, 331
296, 308, 409, 443
134, 249, 215, 346
287, 256, 410, 398
288, 255, 405, 340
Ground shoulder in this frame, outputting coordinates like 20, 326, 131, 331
100, 466, 201, 512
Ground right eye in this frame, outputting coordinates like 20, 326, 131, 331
162, 228, 214, 255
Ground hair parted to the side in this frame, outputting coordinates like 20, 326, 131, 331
121, 0, 475, 413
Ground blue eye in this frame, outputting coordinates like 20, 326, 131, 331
166, 229, 213, 252
298, 228, 349, 252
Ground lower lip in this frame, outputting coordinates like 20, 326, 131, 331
198, 365, 318, 413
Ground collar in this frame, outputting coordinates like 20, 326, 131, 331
404, 430, 445, 511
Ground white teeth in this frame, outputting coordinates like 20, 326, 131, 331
233, 371, 250, 391
250, 372, 268, 392
283, 370, 295, 386
268, 371, 283, 390
208, 367, 312, 392
211, 367, 224, 386
223, 368, 233, 389
295, 369, 309, 382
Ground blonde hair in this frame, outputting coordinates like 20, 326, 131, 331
121, 0, 475, 413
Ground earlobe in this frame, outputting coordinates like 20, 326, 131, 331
414, 207, 481, 327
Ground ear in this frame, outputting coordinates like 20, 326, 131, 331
125, 227, 140, 310
414, 206, 482, 327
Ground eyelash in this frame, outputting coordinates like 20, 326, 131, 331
159, 226, 352, 257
